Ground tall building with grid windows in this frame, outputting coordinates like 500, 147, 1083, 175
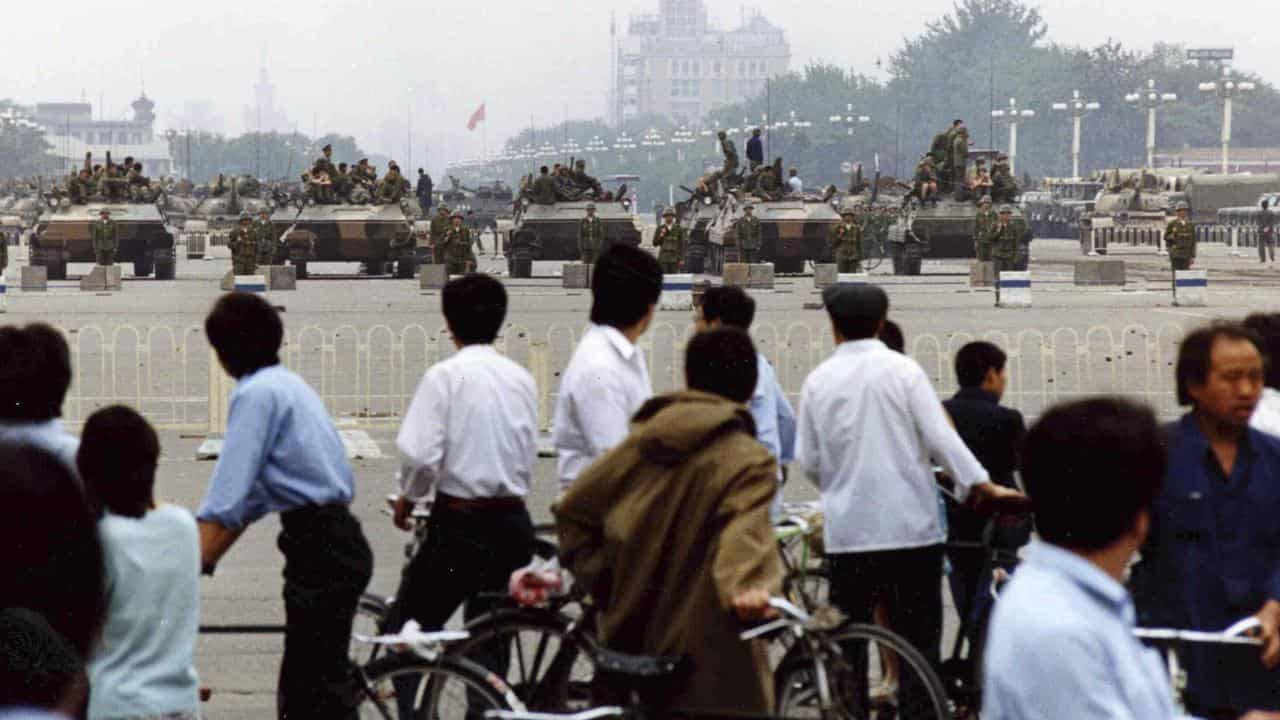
612, 0, 790, 125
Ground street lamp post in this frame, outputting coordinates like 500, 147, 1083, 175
1199, 67, 1255, 173
670, 126, 696, 162
828, 103, 870, 136
1124, 80, 1178, 169
613, 132, 636, 164
990, 98, 1035, 176
1051, 90, 1100, 179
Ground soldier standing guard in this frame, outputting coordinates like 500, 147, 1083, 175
654, 207, 685, 274
736, 203, 762, 263
428, 205, 450, 265
253, 209, 276, 267
1166, 201, 1196, 271
228, 213, 258, 276
443, 210, 474, 275
92, 209, 118, 266
578, 202, 602, 265
974, 196, 996, 261
989, 205, 1020, 275
828, 209, 862, 273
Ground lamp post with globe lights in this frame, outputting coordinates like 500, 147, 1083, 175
1051, 91, 1100, 179
670, 126, 696, 162
613, 132, 636, 164
828, 104, 870, 136
1199, 67, 1255, 173
1124, 80, 1177, 169
990, 98, 1035, 176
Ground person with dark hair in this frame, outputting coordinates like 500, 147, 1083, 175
197, 292, 373, 720
389, 274, 536, 657
942, 341, 1028, 678
1260, 199, 1275, 264
796, 284, 1024, 700
879, 319, 905, 354
0, 443, 105, 718
1133, 323, 1280, 715
553, 243, 662, 488
416, 168, 433, 214
0, 323, 78, 472
555, 327, 780, 716
1245, 312, 1280, 438
77, 406, 200, 720
697, 286, 795, 517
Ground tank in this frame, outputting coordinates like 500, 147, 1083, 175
696, 194, 841, 275
1077, 169, 1195, 254
1020, 178, 1102, 239
504, 176, 642, 278
270, 197, 417, 280
30, 200, 176, 280
183, 175, 273, 257
444, 178, 513, 232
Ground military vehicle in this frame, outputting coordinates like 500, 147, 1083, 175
30, 200, 176, 280
1218, 191, 1280, 226
182, 176, 273, 258
1185, 173, 1280, 224
504, 176, 641, 278
442, 177, 513, 232
270, 197, 417, 279
694, 192, 842, 275
1020, 177, 1102, 239
1077, 168, 1204, 254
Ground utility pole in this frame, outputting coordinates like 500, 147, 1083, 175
1051, 90, 1100, 179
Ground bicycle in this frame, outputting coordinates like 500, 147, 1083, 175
1135, 616, 1265, 716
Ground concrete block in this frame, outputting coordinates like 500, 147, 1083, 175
233, 275, 266, 292
747, 263, 775, 289
969, 261, 996, 287
1073, 259, 1126, 286
562, 263, 592, 289
419, 264, 448, 290
722, 263, 750, 286
267, 265, 296, 291
79, 265, 122, 292
837, 273, 870, 284
814, 264, 838, 289
20, 265, 47, 291
660, 273, 694, 311
997, 271, 1032, 308
220, 270, 235, 291
0, 276, 6, 313
1174, 270, 1207, 307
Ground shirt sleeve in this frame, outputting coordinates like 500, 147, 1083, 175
795, 377, 822, 488
395, 368, 449, 500
773, 375, 797, 465
905, 366, 989, 500
197, 385, 277, 528
712, 458, 783, 610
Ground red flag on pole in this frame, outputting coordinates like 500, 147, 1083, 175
466, 103, 486, 131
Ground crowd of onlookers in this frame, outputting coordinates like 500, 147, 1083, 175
3, 242, 1280, 719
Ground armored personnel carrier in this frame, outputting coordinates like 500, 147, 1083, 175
444, 177, 513, 232
888, 199, 1031, 275
182, 175, 272, 258
270, 197, 417, 279
1077, 168, 1198, 254
696, 193, 842, 275
504, 176, 641, 278
1021, 177, 1102, 239
30, 200, 176, 280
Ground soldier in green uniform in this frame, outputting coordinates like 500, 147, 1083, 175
735, 203, 762, 263
531, 166, 557, 205
974, 195, 997, 261
718, 131, 739, 179
91, 209, 118, 266
1166, 201, 1196, 271
443, 211, 474, 275
253, 209, 277, 267
317, 144, 339, 180
376, 165, 405, 204
828, 209, 863, 273
578, 202, 603, 265
988, 205, 1021, 275
428, 205, 450, 265
654, 207, 685, 274
913, 156, 939, 207
227, 213, 259, 276
950, 126, 970, 198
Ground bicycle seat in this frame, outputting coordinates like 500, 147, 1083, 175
589, 648, 687, 679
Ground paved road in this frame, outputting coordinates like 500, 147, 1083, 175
8, 234, 1280, 716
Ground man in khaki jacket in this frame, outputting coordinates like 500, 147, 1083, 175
555, 327, 781, 716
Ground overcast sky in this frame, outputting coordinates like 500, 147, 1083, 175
6, 0, 1273, 172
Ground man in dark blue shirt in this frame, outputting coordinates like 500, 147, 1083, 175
746, 128, 764, 171
1133, 323, 1280, 716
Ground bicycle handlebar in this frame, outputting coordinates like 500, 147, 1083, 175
738, 597, 813, 641
1135, 617, 1263, 647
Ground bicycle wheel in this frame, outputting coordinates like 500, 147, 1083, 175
352, 593, 390, 666
357, 651, 523, 720
455, 606, 597, 712
775, 623, 951, 720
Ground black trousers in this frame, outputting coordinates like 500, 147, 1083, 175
828, 545, 944, 719
1261, 231, 1275, 262
277, 504, 374, 720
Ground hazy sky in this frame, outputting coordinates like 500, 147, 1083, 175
6, 0, 1273, 172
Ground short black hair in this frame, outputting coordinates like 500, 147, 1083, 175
1021, 397, 1165, 551
1175, 322, 1262, 405
955, 340, 1007, 388
700, 285, 756, 330
685, 327, 758, 403
1263, 199, 1270, 210
443, 274, 507, 345
1243, 313, 1280, 389
78, 405, 160, 519
540, 166, 549, 174
880, 319, 905, 354
0, 323, 72, 421
0, 443, 105, 663
0, 607, 83, 708
952, 119, 963, 127
204, 292, 284, 378
590, 244, 663, 329
822, 284, 888, 340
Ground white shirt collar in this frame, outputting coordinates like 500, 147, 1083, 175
835, 338, 885, 355
595, 324, 639, 361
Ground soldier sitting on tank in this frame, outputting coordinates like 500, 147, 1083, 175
228, 212, 259, 275
99, 165, 127, 202
331, 163, 352, 202
92, 209, 118, 266
571, 160, 604, 198
527, 166, 557, 205
376, 164, 406, 204
67, 168, 92, 205
910, 156, 939, 208
991, 159, 1018, 203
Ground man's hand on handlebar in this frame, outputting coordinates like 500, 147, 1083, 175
732, 588, 780, 622
1255, 599, 1280, 669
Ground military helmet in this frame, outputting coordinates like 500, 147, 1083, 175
717, 130, 727, 139
575, 159, 585, 169
585, 202, 596, 210
840, 208, 856, 217
979, 195, 992, 205
998, 205, 1014, 214
239, 211, 252, 221
450, 210, 463, 219
743, 203, 755, 210
438, 205, 449, 213
1175, 201, 1189, 211
98, 208, 110, 216
662, 206, 676, 217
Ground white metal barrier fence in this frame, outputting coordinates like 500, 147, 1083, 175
57, 321, 1189, 433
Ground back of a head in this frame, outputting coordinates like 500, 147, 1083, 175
685, 327, 758, 404
590, 244, 663, 329
0, 443, 105, 663
443, 274, 507, 345
77, 405, 160, 519
955, 340, 1007, 388
699, 285, 756, 330
879, 319, 905, 354
0, 607, 83, 709
1243, 312, 1280, 390
822, 284, 889, 341
1022, 397, 1165, 552
0, 324, 72, 423
204, 292, 284, 378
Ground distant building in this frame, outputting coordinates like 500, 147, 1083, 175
613, 0, 790, 125
33, 95, 174, 177
243, 66, 291, 135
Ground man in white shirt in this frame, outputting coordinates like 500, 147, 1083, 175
787, 168, 803, 195
391, 273, 539, 636
1245, 313, 1280, 438
553, 243, 663, 488
796, 283, 1025, 705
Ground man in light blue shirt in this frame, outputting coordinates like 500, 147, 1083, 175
197, 293, 372, 720
0, 323, 80, 474
984, 397, 1279, 720
695, 286, 795, 515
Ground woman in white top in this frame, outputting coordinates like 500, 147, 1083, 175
77, 406, 200, 720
